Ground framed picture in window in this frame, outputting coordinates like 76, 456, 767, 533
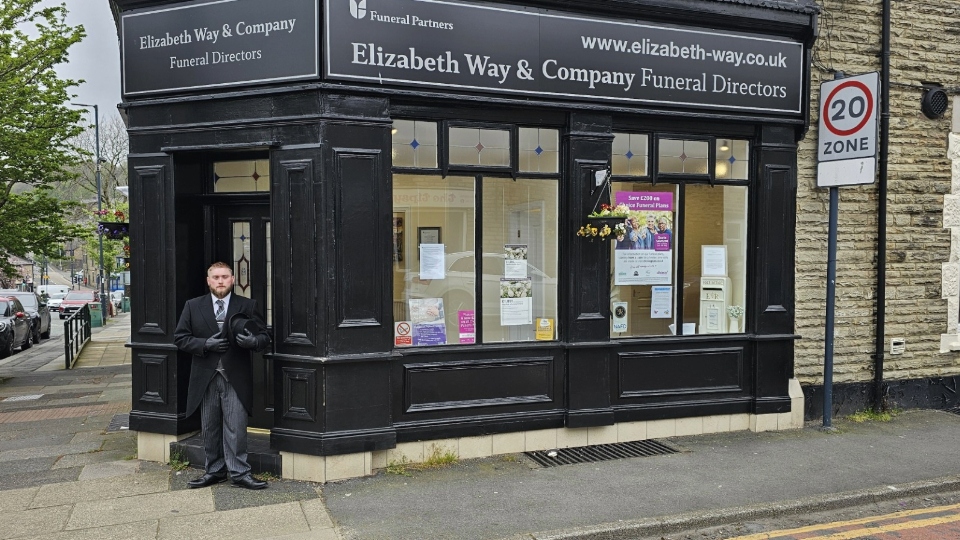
418, 227, 441, 246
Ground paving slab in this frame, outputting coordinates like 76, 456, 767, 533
0, 433, 72, 452
0, 456, 60, 477
0, 441, 102, 462
31, 470, 172, 508
66, 486, 215, 530
0, 504, 72, 540
22, 520, 160, 540
78, 459, 140, 480
52, 449, 132, 470
157, 500, 311, 540
0, 466, 83, 491
0, 486, 39, 512
263, 531, 341, 540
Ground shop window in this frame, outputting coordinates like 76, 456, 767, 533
480, 178, 559, 343
715, 139, 750, 181
612, 133, 649, 177
393, 174, 476, 346
608, 182, 748, 337
658, 139, 709, 175
213, 160, 270, 192
519, 128, 559, 173
449, 127, 510, 166
392, 120, 438, 168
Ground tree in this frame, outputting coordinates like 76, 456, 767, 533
66, 114, 128, 209
0, 1, 86, 277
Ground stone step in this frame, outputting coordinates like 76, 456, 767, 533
170, 431, 281, 476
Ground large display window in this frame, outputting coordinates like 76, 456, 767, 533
609, 135, 750, 337
392, 120, 559, 347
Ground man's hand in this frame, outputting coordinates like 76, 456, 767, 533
236, 329, 258, 350
204, 335, 229, 353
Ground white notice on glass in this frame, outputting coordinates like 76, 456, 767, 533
702, 245, 727, 277
419, 244, 446, 279
500, 278, 532, 325
650, 286, 672, 318
504, 244, 528, 279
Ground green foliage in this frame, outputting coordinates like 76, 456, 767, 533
168, 449, 190, 471
385, 444, 459, 476
0, 191, 87, 276
847, 408, 899, 423
0, 1, 86, 276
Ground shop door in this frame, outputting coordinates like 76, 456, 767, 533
215, 204, 273, 430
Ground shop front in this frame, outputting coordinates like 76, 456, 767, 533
115, 0, 818, 480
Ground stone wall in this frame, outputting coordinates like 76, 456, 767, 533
796, 1, 958, 388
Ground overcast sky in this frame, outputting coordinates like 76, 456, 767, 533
50, 1, 123, 118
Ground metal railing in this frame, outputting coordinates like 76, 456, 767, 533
64, 304, 91, 369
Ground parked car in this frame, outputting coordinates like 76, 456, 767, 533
0, 290, 51, 342
59, 291, 100, 319
0, 296, 32, 358
110, 290, 124, 311
46, 292, 68, 311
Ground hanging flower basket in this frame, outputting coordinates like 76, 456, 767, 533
97, 221, 130, 239
579, 203, 629, 241
585, 216, 627, 229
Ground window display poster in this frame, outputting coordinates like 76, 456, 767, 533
615, 249, 672, 285
650, 286, 673, 318
612, 192, 674, 252
409, 298, 447, 345
419, 243, 446, 279
535, 318, 554, 340
504, 244, 528, 279
702, 245, 728, 277
612, 302, 628, 332
458, 310, 476, 344
500, 278, 532, 325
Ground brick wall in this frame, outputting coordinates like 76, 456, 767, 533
796, 1, 957, 385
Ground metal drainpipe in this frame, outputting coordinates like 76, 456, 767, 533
874, 0, 891, 412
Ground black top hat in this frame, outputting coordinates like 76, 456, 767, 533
226, 312, 259, 344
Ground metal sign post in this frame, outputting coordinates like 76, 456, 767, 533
816, 72, 880, 428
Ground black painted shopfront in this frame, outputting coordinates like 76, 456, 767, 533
113, 0, 817, 468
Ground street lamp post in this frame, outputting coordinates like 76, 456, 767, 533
72, 103, 108, 318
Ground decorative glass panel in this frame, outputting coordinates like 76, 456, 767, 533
612, 133, 649, 176
232, 221, 252, 299
392, 120, 438, 168
265, 221, 272, 326
214, 160, 270, 192
658, 139, 709, 175
519, 128, 559, 173
449, 127, 510, 166
715, 139, 750, 180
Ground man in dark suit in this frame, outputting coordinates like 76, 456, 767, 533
174, 261, 270, 490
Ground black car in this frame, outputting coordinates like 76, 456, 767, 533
0, 290, 51, 343
0, 296, 32, 358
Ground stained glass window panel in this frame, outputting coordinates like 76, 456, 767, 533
715, 139, 750, 180
214, 160, 270, 192
392, 120, 438, 168
519, 128, 559, 173
658, 139, 709, 175
449, 127, 510, 166
612, 133, 649, 176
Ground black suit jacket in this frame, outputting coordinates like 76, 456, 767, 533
174, 294, 270, 417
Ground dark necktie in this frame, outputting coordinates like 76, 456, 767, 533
215, 299, 225, 331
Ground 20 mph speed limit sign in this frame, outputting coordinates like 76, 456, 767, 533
818, 72, 879, 163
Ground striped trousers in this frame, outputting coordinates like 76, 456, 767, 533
200, 373, 251, 479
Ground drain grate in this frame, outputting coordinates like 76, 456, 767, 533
3, 394, 43, 402
525, 439, 679, 467
106, 413, 129, 432
946, 406, 960, 416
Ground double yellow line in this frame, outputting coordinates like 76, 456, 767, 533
729, 501, 960, 539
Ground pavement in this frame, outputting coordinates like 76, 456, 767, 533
4, 316, 960, 539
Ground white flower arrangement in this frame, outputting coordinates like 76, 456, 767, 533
727, 305, 744, 319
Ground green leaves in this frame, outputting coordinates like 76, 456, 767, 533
0, 0, 86, 278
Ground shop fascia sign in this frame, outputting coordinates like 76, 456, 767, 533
121, 0, 319, 96
325, 0, 805, 115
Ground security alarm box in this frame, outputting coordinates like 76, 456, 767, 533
699, 277, 731, 334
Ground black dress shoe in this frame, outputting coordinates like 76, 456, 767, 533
187, 473, 228, 488
232, 475, 267, 490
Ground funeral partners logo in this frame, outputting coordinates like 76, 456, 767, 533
349, 0, 454, 30
350, 0, 366, 19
